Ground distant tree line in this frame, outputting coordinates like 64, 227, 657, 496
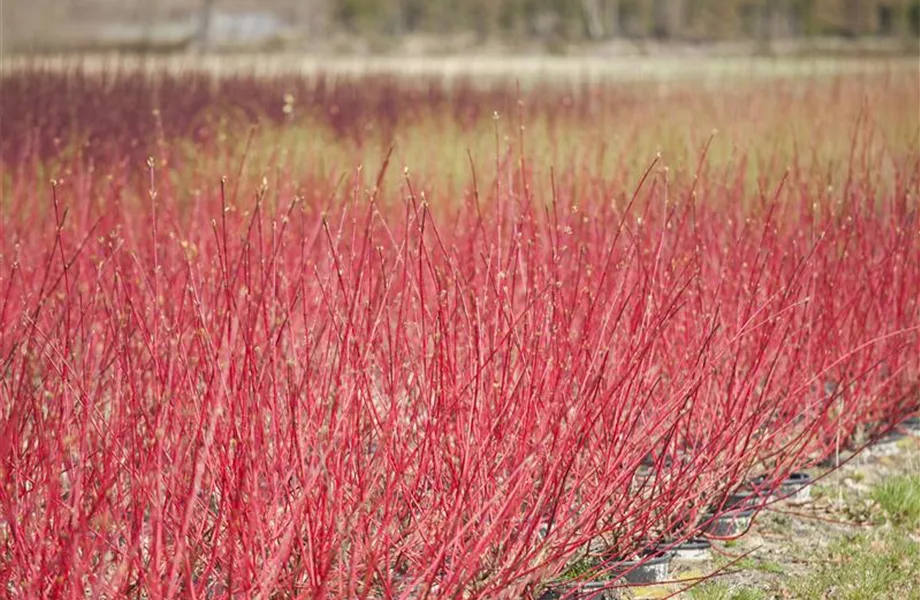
323, 0, 920, 41
2, 0, 918, 53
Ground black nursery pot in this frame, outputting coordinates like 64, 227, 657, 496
610, 551, 673, 584
722, 488, 768, 510
539, 551, 674, 600
751, 471, 813, 504
902, 416, 920, 437
670, 537, 712, 561
777, 472, 813, 504
701, 508, 754, 538
537, 581, 616, 600
538, 581, 617, 600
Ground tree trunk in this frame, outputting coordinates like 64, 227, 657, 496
756, 1, 772, 53
582, 0, 606, 39
606, 0, 620, 37
843, 0, 863, 36
195, 0, 216, 50
652, 0, 683, 38
296, 0, 331, 37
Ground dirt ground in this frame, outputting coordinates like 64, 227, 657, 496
622, 420, 920, 599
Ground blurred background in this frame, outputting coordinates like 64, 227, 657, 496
1, 0, 918, 56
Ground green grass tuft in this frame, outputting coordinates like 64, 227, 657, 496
753, 560, 785, 575
688, 581, 766, 600
791, 531, 920, 599
871, 474, 920, 529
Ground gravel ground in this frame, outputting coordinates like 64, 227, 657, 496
620, 418, 920, 599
